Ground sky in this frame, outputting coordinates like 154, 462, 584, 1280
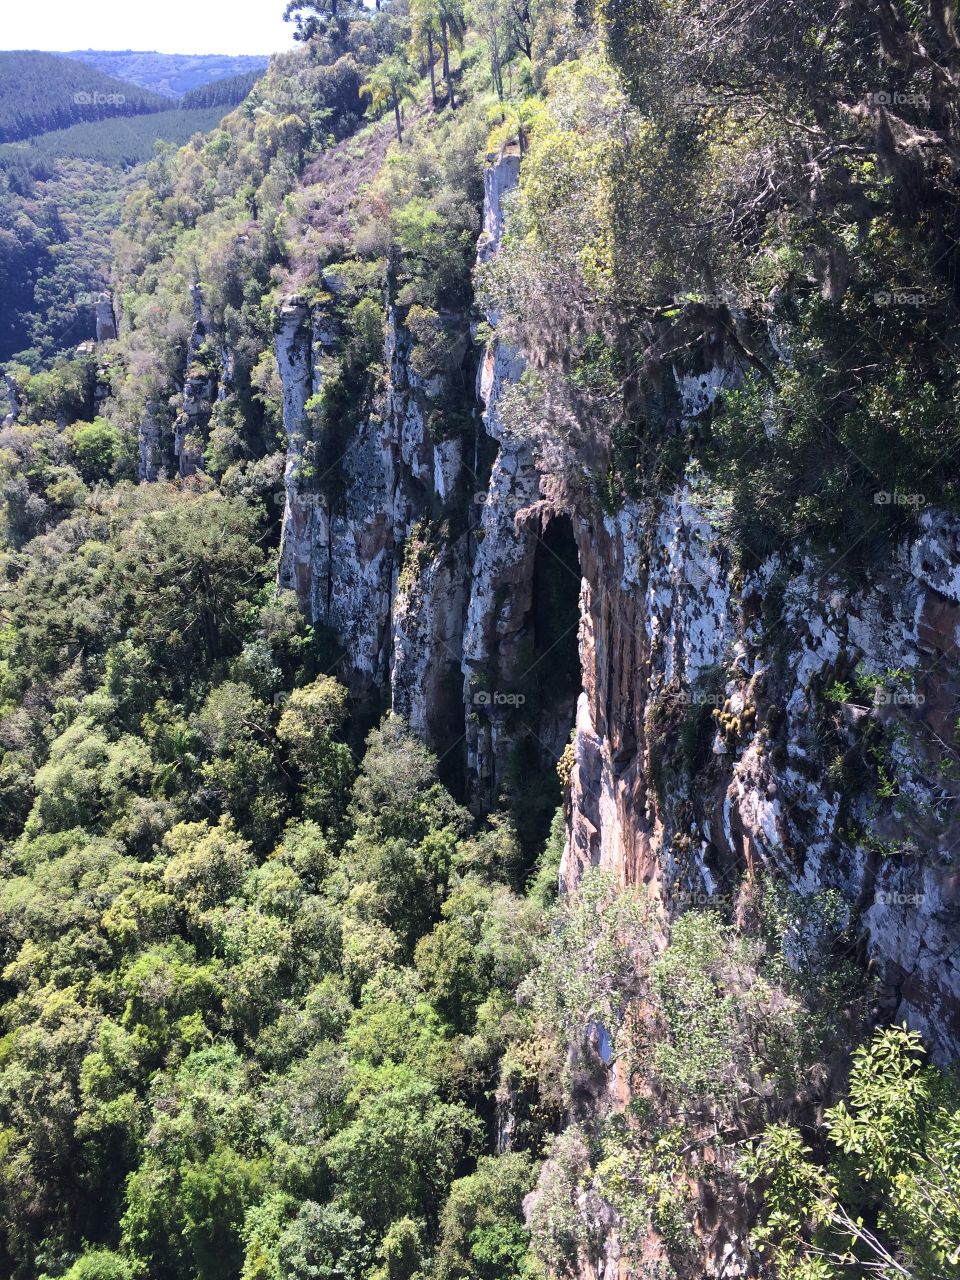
2, 0, 298, 56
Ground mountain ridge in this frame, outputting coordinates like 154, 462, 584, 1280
65, 49, 271, 98
0, 51, 169, 143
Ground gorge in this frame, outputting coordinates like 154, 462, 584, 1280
2, 3, 960, 1278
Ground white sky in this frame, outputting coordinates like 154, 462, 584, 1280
2, 0, 297, 56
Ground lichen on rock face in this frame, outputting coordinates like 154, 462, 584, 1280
563, 444, 960, 1063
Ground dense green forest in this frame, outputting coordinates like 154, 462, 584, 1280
0, 52, 264, 363
0, 54, 168, 144
0, 107, 233, 168
2, 0, 960, 1278
0, 159, 126, 362
180, 73, 267, 111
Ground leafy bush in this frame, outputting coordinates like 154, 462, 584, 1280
743, 1025, 960, 1280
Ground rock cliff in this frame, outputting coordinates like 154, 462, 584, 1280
272, 145, 960, 1079
275, 146, 577, 808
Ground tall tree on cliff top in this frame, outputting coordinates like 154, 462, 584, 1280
283, 0, 352, 38
437, 0, 465, 107
410, 0, 442, 109
361, 57, 418, 142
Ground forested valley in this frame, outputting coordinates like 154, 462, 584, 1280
2, 2, 960, 1279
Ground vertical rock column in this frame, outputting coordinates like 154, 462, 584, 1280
94, 291, 118, 343
3, 371, 20, 426
173, 283, 215, 477
461, 145, 544, 807
387, 306, 471, 747
276, 291, 395, 686
277, 295, 332, 611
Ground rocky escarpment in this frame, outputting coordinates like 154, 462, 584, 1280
276, 288, 463, 699
108, 112, 960, 1280
3, 371, 19, 427
272, 146, 960, 1280
275, 146, 960, 1081
276, 145, 577, 800
564, 481, 960, 1061
540, 407, 960, 1275
134, 282, 237, 482
94, 292, 118, 343
461, 147, 565, 808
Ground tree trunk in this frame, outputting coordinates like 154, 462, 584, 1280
427, 29, 438, 109
490, 27, 503, 100
440, 17, 455, 109
392, 87, 403, 143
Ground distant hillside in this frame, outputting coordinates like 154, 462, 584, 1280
0, 157, 127, 362
0, 52, 168, 143
66, 50, 269, 99
0, 105, 229, 168
180, 69, 265, 110
0, 52, 254, 362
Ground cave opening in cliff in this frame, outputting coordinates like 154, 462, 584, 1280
504, 514, 582, 864
531, 515, 582, 699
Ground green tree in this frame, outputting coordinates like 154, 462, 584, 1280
324, 1070, 484, 1231
115, 494, 267, 671
58, 1251, 134, 1280
276, 676, 354, 827
122, 1145, 266, 1280
66, 417, 127, 483
161, 818, 254, 925
360, 58, 418, 144
436, 1153, 536, 1280
437, 0, 465, 108
242, 1196, 372, 1280
410, 0, 442, 109
195, 683, 285, 850
283, 0, 346, 39
742, 1025, 960, 1280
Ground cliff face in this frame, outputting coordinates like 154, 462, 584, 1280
273, 148, 960, 1072
75, 9, 960, 1274
564, 475, 960, 1066
135, 283, 232, 482
275, 289, 464, 703
275, 145, 577, 805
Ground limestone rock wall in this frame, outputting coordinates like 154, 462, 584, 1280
563, 459, 960, 1065
272, 144, 960, 1067
275, 146, 569, 802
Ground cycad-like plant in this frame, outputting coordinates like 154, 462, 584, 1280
410, 0, 442, 110
360, 57, 418, 144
